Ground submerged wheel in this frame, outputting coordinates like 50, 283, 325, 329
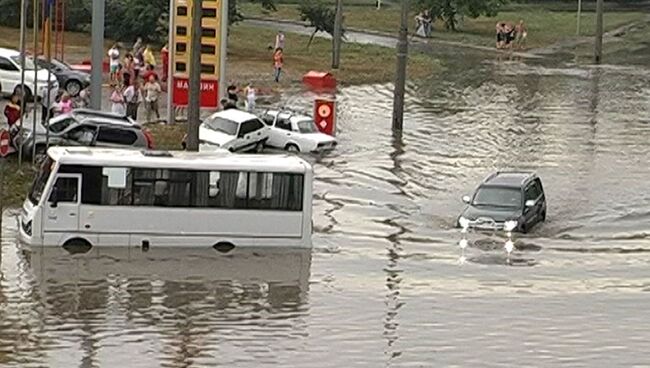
213, 242, 235, 253
62, 238, 93, 254
540, 210, 546, 222
254, 142, 264, 153
285, 143, 300, 152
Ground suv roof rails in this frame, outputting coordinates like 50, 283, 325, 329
483, 171, 537, 186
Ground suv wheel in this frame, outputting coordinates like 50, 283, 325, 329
65, 80, 82, 96
540, 210, 546, 222
519, 223, 528, 234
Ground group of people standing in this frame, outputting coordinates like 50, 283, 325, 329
415, 10, 433, 38
496, 20, 528, 49
108, 38, 163, 122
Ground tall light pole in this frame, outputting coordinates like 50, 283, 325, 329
391, 0, 408, 133
594, 0, 604, 63
90, 0, 105, 110
332, 0, 343, 69
219, 0, 228, 103
576, 0, 582, 35
186, 0, 202, 151
32, 0, 40, 163
166, 0, 175, 125
18, 0, 27, 168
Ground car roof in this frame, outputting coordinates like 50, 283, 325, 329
265, 110, 311, 123
0, 47, 20, 58
210, 109, 259, 123
482, 171, 537, 188
48, 147, 312, 173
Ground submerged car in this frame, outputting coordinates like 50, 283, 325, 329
260, 110, 337, 153
14, 109, 154, 157
197, 109, 270, 153
457, 171, 547, 233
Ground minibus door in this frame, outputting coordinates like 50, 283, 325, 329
44, 174, 82, 233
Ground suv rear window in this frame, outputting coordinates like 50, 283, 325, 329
96, 127, 138, 145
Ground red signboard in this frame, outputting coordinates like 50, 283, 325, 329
172, 77, 219, 108
0, 129, 11, 157
314, 99, 336, 136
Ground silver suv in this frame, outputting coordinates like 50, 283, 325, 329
14, 109, 154, 157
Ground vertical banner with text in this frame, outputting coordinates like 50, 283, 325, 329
172, 0, 222, 108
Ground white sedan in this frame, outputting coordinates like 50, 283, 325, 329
196, 109, 270, 153
260, 110, 337, 153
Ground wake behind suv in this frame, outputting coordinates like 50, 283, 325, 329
457, 171, 546, 233
15, 109, 154, 157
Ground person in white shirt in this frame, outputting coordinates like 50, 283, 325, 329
108, 44, 120, 82
244, 82, 256, 112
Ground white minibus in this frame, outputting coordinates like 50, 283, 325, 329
19, 147, 313, 249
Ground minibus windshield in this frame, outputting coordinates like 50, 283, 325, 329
29, 157, 54, 204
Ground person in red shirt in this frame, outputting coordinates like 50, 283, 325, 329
4, 93, 22, 127
142, 64, 159, 83
161, 44, 169, 82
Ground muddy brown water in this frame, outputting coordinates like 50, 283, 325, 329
2, 43, 650, 367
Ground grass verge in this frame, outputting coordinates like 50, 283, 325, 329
240, 2, 647, 50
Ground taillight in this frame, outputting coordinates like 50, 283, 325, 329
143, 129, 155, 149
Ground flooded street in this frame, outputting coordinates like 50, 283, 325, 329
3, 43, 650, 366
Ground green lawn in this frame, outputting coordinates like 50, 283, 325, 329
240, 2, 647, 49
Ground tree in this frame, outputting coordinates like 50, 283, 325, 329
415, 0, 507, 31
298, 1, 344, 48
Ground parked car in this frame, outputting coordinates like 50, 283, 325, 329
193, 109, 270, 153
34, 57, 91, 96
14, 109, 154, 157
260, 110, 337, 153
0, 47, 58, 103
457, 171, 547, 233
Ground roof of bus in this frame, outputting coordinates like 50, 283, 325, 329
47, 147, 312, 173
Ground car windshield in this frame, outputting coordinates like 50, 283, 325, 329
10, 55, 35, 70
48, 118, 75, 133
297, 119, 318, 133
50, 59, 71, 71
204, 117, 239, 136
473, 187, 522, 208
29, 157, 54, 204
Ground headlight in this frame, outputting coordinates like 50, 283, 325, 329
458, 216, 470, 229
504, 220, 518, 232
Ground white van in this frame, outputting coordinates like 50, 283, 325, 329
19, 147, 313, 249
0, 47, 59, 104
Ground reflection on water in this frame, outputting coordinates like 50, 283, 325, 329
4, 47, 650, 366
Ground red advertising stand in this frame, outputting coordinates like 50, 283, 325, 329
172, 77, 219, 108
314, 99, 336, 136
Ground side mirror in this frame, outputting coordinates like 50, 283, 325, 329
462, 195, 471, 204
525, 199, 536, 208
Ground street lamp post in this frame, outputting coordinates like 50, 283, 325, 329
90, 0, 105, 110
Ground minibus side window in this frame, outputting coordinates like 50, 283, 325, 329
29, 157, 54, 205
49, 177, 78, 204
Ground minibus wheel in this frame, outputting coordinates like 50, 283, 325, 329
213, 242, 235, 253
62, 238, 93, 255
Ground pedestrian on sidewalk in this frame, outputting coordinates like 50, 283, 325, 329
161, 43, 169, 82
134, 47, 145, 80
144, 74, 162, 122
123, 53, 135, 84
515, 20, 528, 50
227, 84, 239, 106
110, 83, 126, 115
275, 31, 285, 50
244, 82, 256, 112
142, 64, 158, 82
108, 44, 121, 82
144, 44, 156, 68
273, 48, 284, 83
4, 93, 23, 127
132, 37, 143, 55
123, 77, 141, 121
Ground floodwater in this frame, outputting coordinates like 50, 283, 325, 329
3, 41, 650, 367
